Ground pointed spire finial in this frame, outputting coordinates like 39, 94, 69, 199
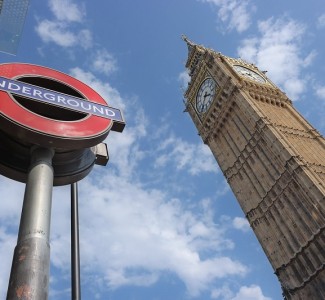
182, 35, 194, 46
182, 35, 196, 54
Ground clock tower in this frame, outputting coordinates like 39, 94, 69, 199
182, 36, 325, 300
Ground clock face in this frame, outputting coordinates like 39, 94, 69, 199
196, 78, 216, 113
233, 65, 266, 83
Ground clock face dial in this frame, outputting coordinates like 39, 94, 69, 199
233, 65, 266, 83
196, 78, 216, 113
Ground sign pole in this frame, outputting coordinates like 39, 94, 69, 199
71, 182, 81, 300
0, 63, 123, 299
7, 147, 54, 300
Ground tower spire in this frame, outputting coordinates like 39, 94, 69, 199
181, 34, 196, 54
182, 36, 207, 77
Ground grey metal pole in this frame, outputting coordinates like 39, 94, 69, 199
7, 146, 54, 300
71, 182, 81, 300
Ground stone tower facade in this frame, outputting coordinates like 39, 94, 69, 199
182, 37, 325, 299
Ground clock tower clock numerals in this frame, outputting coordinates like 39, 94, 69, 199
233, 65, 266, 83
196, 78, 216, 114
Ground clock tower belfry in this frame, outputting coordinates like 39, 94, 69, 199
182, 36, 325, 299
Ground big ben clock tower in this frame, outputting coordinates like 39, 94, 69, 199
182, 36, 325, 300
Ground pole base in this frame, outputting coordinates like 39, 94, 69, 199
7, 238, 50, 300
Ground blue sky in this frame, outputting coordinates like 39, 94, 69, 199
0, 0, 325, 299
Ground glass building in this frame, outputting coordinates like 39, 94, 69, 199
0, 0, 30, 54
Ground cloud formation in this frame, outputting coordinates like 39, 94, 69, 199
315, 85, 325, 100
317, 14, 325, 28
232, 217, 250, 232
211, 284, 271, 300
74, 174, 246, 296
49, 0, 85, 22
91, 49, 118, 75
231, 285, 272, 300
35, 0, 92, 49
154, 134, 218, 175
238, 17, 316, 100
199, 0, 255, 32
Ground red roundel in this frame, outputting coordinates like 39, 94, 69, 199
0, 63, 112, 149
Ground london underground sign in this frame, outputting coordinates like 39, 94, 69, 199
1, 62, 126, 299
0, 63, 125, 149
0, 76, 124, 123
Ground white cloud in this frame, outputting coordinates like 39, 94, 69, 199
48, 171, 247, 297
78, 29, 93, 49
36, 0, 93, 49
91, 49, 118, 75
154, 134, 218, 175
0, 177, 25, 299
69, 67, 125, 110
0, 178, 24, 222
199, 0, 255, 32
238, 17, 315, 100
211, 285, 272, 300
215, 179, 230, 197
0, 228, 17, 299
211, 284, 271, 300
58, 67, 218, 179
178, 70, 190, 91
36, 20, 80, 47
317, 14, 325, 28
233, 217, 250, 232
231, 285, 272, 300
49, 0, 85, 22
315, 85, 325, 100
211, 284, 233, 299
69, 68, 146, 179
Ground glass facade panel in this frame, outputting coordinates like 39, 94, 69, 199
0, 0, 30, 54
